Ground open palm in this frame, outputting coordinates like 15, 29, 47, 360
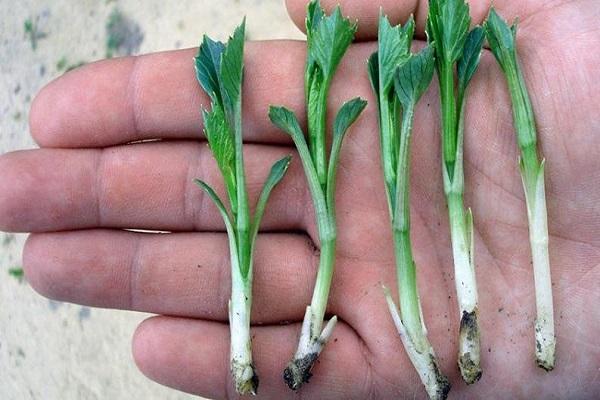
1, 0, 599, 398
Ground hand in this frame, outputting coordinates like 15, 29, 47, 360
1, 0, 598, 398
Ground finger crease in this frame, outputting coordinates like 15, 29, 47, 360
183, 148, 200, 231
127, 56, 143, 138
128, 234, 143, 310
194, 147, 211, 232
94, 149, 106, 227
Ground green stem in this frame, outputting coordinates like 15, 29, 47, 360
308, 77, 329, 189
390, 104, 424, 349
309, 232, 336, 337
506, 60, 537, 153
393, 229, 424, 349
233, 101, 251, 277
380, 92, 397, 206
506, 59, 539, 187
440, 63, 457, 174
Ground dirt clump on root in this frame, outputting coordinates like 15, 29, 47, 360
458, 309, 482, 384
430, 354, 452, 400
283, 353, 318, 390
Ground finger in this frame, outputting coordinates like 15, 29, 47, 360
0, 142, 307, 233
23, 230, 317, 323
30, 42, 306, 148
30, 38, 378, 150
132, 316, 370, 399
285, 0, 538, 41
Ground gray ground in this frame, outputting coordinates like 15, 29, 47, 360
0, 1, 301, 399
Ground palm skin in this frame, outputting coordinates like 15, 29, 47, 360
1, 0, 599, 398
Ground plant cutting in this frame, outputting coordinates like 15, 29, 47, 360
368, 13, 451, 400
268, 0, 366, 390
193, 21, 291, 395
426, 0, 485, 384
485, 8, 555, 371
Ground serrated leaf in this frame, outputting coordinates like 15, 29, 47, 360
308, 5, 357, 83
426, 0, 471, 64
484, 8, 517, 73
457, 26, 484, 98
195, 35, 225, 106
378, 14, 414, 93
306, 0, 324, 39
202, 105, 236, 209
219, 20, 245, 116
305, 0, 325, 96
393, 45, 435, 107
250, 156, 292, 246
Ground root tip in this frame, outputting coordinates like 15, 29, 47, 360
233, 362, 259, 395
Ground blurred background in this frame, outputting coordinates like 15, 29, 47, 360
0, 1, 302, 398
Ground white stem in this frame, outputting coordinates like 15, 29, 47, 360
293, 305, 338, 361
229, 266, 258, 395
384, 288, 451, 400
283, 305, 338, 390
523, 160, 555, 370
450, 212, 478, 314
448, 198, 481, 383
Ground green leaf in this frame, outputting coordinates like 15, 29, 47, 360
484, 7, 517, 73
308, 5, 357, 83
426, 0, 471, 65
327, 98, 367, 209
195, 21, 248, 232
393, 45, 435, 107
303, 1, 357, 189
306, 0, 325, 39
202, 105, 236, 210
367, 51, 380, 100
194, 35, 226, 106
377, 14, 414, 94
458, 26, 484, 98
268, 106, 304, 140
195, 20, 245, 116
485, 8, 538, 159
250, 156, 292, 246
268, 106, 329, 230
193, 179, 236, 240
219, 20, 246, 116
332, 97, 368, 139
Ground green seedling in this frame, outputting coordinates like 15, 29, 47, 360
485, 8, 555, 371
368, 13, 451, 400
194, 21, 291, 395
269, 0, 366, 390
426, 0, 485, 383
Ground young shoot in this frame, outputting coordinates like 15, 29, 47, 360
368, 14, 451, 400
485, 8, 555, 371
193, 21, 291, 395
426, 0, 485, 384
269, 0, 366, 390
